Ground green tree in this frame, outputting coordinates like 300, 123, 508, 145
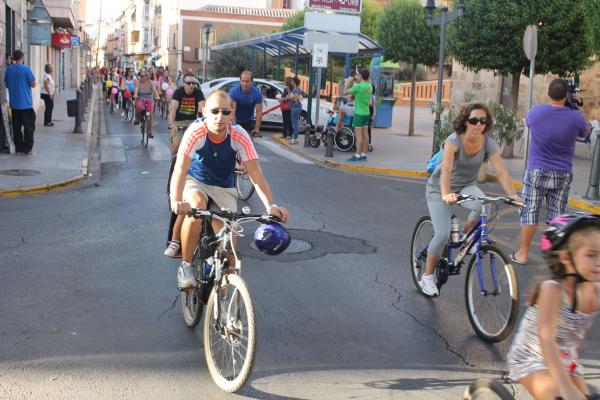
212, 28, 276, 78
281, 9, 305, 31
448, 0, 591, 112
360, 0, 384, 39
585, 0, 600, 56
376, 0, 438, 136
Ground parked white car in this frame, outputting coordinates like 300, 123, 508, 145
200, 77, 331, 131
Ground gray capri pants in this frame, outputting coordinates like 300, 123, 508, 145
425, 184, 484, 257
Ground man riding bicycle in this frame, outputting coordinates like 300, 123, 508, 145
230, 70, 263, 138
170, 90, 289, 289
164, 73, 206, 257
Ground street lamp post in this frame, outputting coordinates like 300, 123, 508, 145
201, 24, 214, 82
424, 0, 464, 154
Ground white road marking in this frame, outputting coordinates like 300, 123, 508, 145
100, 137, 126, 163
255, 139, 313, 165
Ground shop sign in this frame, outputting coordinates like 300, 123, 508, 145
51, 33, 72, 47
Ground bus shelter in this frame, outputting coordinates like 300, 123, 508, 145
212, 27, 385, 126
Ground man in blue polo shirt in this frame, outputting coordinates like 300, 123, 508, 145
4, 50, 37, 155
230, 70, 263, 138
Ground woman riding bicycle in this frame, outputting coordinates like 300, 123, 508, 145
507, 214, 600, 400
133, 70, 159, 138
420, 102, 522, 297
120, 68, 136, 116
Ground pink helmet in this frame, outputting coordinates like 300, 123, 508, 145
540, 213, 600, 254
166, 88, 174, 97
111, 87, 118, 95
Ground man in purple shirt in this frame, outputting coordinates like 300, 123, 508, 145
511, 79, 589, 265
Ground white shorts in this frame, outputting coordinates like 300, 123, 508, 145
183, 176, 238, 212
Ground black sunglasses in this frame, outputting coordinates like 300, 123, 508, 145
467, 117, 489, 126
209, 108, 232, 116
184, 81, 197, 85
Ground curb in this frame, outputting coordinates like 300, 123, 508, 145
271, 135, 429, 178
270, 135, 600, 214
0, 84, 98, 198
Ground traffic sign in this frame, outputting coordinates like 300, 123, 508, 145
312, 43, 328, 68
307, 0, 362, 13
304, 11, 361, 34
523, 25, 538, 61
304, 31, 359, 54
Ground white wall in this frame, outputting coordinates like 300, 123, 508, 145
180, 0, 268, 10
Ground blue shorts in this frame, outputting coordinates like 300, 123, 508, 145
518, 169, 573, 225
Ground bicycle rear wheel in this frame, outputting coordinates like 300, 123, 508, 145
334, 127, 355, 152
181, 245, 204, 328
463, 378, 514, 400
204, 274, 256, 393
235, 171, 254, 201
410, 216, 434, 293
465, 245, 519, 343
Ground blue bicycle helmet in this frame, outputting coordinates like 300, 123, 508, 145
254, 223, 290, 255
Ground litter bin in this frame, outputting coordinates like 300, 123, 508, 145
374, 98, 395, 128
67, 99, 78, 117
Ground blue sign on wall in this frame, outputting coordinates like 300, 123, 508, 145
71, 36, 80, 47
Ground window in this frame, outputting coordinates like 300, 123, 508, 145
171, 32, 176, 50
6, 6, 15, 59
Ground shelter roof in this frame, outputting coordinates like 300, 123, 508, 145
211, 27, 383, 58
195, 5, 297, 19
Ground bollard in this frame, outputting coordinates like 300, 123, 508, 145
80, 84, 87, 122
584, 123, 600, 201
303, 126, 310, 147
325, 127, 334, 157
73, 89, 83, 133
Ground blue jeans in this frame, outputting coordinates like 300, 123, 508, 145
291, 107, 301, 139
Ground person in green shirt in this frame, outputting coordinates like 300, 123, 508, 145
344, 69, 373, 162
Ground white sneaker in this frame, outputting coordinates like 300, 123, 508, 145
163, 240, 181, 258
177, 263, 196, 290
419, 274, 439, 297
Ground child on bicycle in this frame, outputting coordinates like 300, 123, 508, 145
507, 214, 600, 400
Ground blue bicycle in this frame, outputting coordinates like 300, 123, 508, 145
410, 194, 522, 343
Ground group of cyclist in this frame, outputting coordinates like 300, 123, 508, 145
99, 63, 600, 399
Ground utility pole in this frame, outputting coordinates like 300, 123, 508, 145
95, 0, 103, 67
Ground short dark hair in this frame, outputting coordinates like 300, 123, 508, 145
548, 78, 568, 101
13, 50, 24, 61
360, 69, 370, 80
44, 64, 52, 73
453, 102, 494, 135
240, 70, 253, 80
183, 72, 195, 79
292, 76, 301, 86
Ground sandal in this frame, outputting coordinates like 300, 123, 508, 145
509, 252, 527, 265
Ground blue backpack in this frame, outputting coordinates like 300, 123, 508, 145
426, 144, 444, 174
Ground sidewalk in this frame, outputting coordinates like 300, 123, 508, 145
0, 86, 96, 197
270, 106, 600, 214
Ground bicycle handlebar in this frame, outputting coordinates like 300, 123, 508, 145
188, 208, 281, 224
456, 194, 524, 208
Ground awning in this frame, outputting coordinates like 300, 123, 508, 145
211, 27, 383, 58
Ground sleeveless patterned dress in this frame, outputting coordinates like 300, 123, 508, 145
507, 280, 598, 381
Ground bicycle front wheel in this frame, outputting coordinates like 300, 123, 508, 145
410, 216, 433, 293
464, 245, 519, 343
235, 171, 254, 201
463, 378, 514, 400
204, 274, 256, 393
142, 118, 149, 148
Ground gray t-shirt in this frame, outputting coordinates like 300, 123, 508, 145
427, 132, 497, 194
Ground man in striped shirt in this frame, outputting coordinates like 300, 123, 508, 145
170, 90, 289, 289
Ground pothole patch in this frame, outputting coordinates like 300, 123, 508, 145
239, 228, 376, 262
0, 169, 41, 176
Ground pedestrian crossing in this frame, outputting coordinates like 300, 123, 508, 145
100, 134, 310, 165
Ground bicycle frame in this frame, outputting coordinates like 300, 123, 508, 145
418, 200, 502, 294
